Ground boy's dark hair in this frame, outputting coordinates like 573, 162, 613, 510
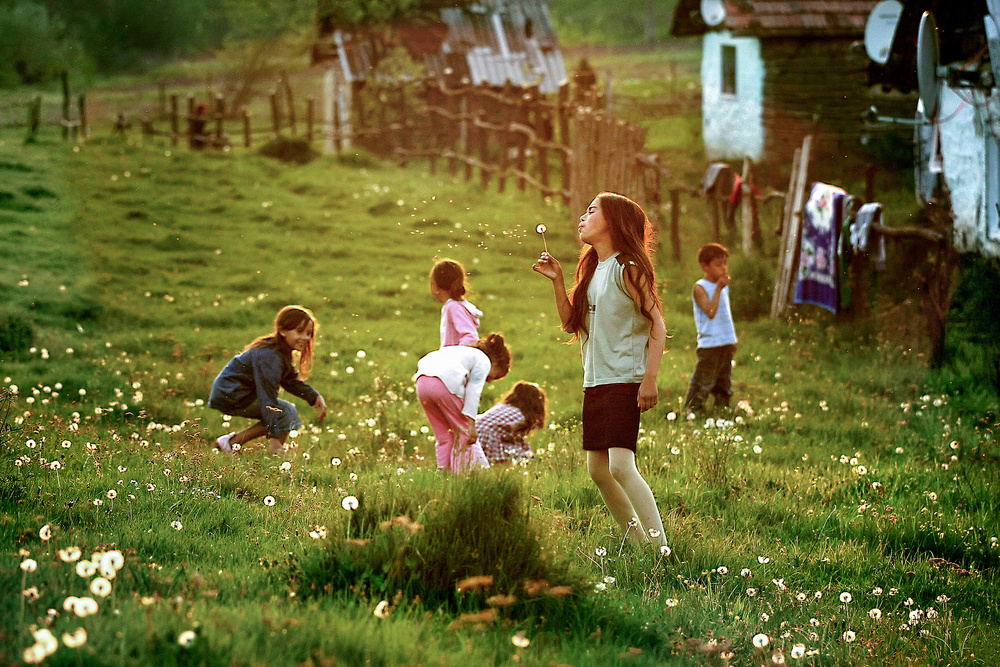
474, 332, 512, 380
697, 242, 729, 266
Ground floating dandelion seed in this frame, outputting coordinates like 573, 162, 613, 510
177, 630, 196, 647
264, 496, 276, 506
752, 633, 769, 648
62, 628, 87, 648
90, 577, 112, 597
512, 631, 531, 648
342, 496, 359, 511
374, 600, 390, 618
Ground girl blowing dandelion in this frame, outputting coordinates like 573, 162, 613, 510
532, 192, 668, 548
209, 305, 327, 456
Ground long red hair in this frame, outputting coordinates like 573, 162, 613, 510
245, 305, 318, 378
564, 192, 661, 338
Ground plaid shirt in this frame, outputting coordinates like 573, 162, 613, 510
475, 403, 532, 463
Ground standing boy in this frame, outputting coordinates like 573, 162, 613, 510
683, 243, 737, 415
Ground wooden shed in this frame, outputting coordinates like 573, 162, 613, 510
671, 0, 914, 165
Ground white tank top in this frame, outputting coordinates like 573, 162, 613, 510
581, 254, 650, 387
693, 278, 738, 348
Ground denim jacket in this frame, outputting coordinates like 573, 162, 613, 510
208, 346, 319, 438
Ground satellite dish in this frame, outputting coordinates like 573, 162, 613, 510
985, 15, 1000, 89
913, 101, 938, 205
917, 11, 941, 119
864, 0, 903, 65
701, 0, 726, 27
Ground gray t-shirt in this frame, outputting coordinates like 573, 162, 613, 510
581, 254, 650, 387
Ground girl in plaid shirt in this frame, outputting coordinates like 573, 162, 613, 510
475, 382, 547, 464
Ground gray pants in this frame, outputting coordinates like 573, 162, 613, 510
683, 344, 735, 414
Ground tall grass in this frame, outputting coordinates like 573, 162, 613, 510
1, 75, 998, 666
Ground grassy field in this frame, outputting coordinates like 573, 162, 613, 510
2, 51, 999, 666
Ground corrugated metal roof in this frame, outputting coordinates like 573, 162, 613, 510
673, 0, 879, 38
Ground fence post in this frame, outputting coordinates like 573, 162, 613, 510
270, 91, 281, 137
243, 108, 252, 148
187, 94, 195, 117
214, 94, 225, 146
534, 94, 550, 200
78, 93, 89, 139
61, 71, 71, 141
170, 95, 179, 146
306, 97, 314, 142
283, 73, 296, 136
27, 96, 41, 142
670, 188, 682, 262
741, 156, 754, 256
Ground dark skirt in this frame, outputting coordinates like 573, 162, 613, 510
582, 383, 640, 452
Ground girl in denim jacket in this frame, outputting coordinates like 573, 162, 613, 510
209, 305, 327, 456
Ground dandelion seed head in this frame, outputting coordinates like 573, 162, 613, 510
264, 495, 276, 506
342, 496, 359, 511
752, 633, 769, 648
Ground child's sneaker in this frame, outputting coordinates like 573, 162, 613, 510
215, 432, 235, 454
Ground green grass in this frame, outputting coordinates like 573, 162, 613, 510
1, 56, 999, 666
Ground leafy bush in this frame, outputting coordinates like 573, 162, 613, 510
729, 251, 774, 321
258, 137, 319, 165
294, 473, 585, 614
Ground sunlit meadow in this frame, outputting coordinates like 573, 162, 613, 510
2, 86, 998, 666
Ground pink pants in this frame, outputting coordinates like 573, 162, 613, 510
416, 375, 489, 472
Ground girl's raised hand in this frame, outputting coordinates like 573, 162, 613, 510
532, 252, 563, 280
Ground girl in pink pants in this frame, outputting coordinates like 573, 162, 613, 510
415, 333, 511, 472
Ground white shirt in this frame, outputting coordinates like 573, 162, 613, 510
415, 346, 492, 417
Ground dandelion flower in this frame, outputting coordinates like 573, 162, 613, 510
840, 592, 853, 604
747, 588, 757, 597
39, 524, 52, 541
62, 628, 87, 648
32, 628, 58, 655
790, 644, 805, 659
741, 568, 752, 578
796, 592, 806, 601
660, 545, 672, 556
177, 630, 196, 647
342, 496, 359, 511
595, 547, 607, 557
63, 596, 79, 612
103, 550, 124, 572
263, 495, 276, 506
872, 587, 883, 596
23, 586, 39, 601
843, 630, 856, 642
511, 631, 530, 648
59, 546, 82, 562
20, 559, 37, 573
90, 577, 112, 597
752, 633, 769, 648
280, 461, 291, 471
331, 457, 341, 466
757, 556, 770, 564
666, 598, 678, 607
374, 600, 390, 618
717, 566, 728, 575
106, 490, 117, 500
648, 528, 661, 538
73, 597, 98, 617
869, 608, 882, 620
171, 520, 183, 531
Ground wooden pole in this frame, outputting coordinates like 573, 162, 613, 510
243, 108, 251, 148
740, 157, 754, 256
270, 91, 281, 136
771, 135, 812, 320
670, 188, 682, 263
27, 96, 41, 142
214, 94, 225, 146
61, 71, 70, 141
170, 94, 179, 146
306, 97, 314, 142
283, 74, 297, 136
78, 93, 88, 139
